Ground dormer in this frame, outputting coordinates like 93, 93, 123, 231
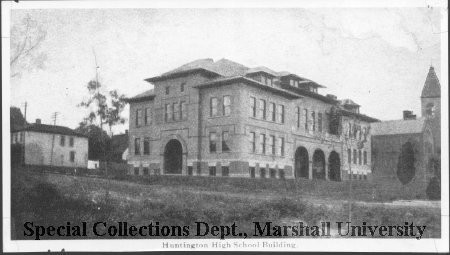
340, 99, 360, 114
245, 67, 278, 86
278, 73, 325, 93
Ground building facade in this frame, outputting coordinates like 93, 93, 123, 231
127, 59, 378, 180
11, 119, 89, 168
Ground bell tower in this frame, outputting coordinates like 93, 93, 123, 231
421, 66, 441, 153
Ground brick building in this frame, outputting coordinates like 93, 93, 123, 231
126, 58, 378, 180
371, 66, 441, 194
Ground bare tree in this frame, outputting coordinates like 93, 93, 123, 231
10, 14, 47, 78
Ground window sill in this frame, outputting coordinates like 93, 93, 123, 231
249, 117, 284, 125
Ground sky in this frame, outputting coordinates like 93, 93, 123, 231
9, 7, 444, 134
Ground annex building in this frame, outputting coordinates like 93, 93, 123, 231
11, 119, 89, 168
126, 58, 378, 181
370, 66, 441, 195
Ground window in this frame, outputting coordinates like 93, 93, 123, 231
209, 132, 217, 153
318, 113, 323, 132
143, 138, 150, 155
347, 149, 351, 164
259, 134, 266, 154
19, 132, 24, 143
165, 104, 172, 122
261, 76, 267, 85
188, 166, 193, 176
363, 151, 367, 165
294, 80, 299, 87
180, 101, 187, 120
278, 137, 285, 156
260, 168, 266, 178
136, 109, 143, 127
60, 135, 65, 146
210, 97, 218, 117
143, 167, 149, 175
222, 166, 229, 177
267, 78, 273, 86
269, 135, 276, 155
290, 79, 294, 86
249, 132, 256, 153
173, 102, 179, 121
222, 131, 230, 152
251, 97, 256, 117
223, 96, 231, 116
269, 103, 276, 121
277, 104, 285, 123
311, 111, 316, 131
145, 108, 151, 125
70, 151, 75, 162
258, 99, 266, 119
358, 150, 362, 165
296, 107, 300, 128
180, 82, 185, 92
270, 168, 276, 178
69, 137, 74, 147
165, 86, 169, 95
135, 138, 141, 155
209, 166, 216, 176
303, 109, 308, 130
353, 149, 357, 164
134, 167, 139, 175
279, 169, 285, 179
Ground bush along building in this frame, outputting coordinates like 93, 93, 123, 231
11, 119, 89, 169
126, 59, 378, 180
371, 66, 441, 197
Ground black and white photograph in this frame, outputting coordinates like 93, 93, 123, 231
2, 0, 448, 252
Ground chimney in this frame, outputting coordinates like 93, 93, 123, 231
35, 118, 41, 124
403, 110, 416, 120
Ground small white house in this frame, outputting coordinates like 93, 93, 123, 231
11, 119, 89, 168
88, 160, 100, 169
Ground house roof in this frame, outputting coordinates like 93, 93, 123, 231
341, 109, 379, 123
421, 66, 441, 98
340, 99, 360, 107
371, 118, 427, 136
12, 123, 87, 138
125, 89, 155, 102
245, 66, 278, 77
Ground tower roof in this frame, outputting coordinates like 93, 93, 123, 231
421, 66, 441, 98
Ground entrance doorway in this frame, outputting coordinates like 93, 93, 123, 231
328, 151, 341, 181
294, 147, 309, 178
164, 139, 183, 174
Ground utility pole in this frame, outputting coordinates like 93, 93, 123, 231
22, 102, 28, 125
50, 112, 59, 165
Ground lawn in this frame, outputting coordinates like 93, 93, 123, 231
10, 168, 441, 239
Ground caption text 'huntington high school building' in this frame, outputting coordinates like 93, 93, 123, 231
126, 59, 379, 181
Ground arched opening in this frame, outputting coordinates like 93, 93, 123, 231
164, 139, 183, 174
294, 147, 309, 178
312, 149, 326, 179
397, 142, 415, 184
328, 151, 341, 181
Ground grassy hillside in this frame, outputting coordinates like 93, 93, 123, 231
11, 168, 441, 239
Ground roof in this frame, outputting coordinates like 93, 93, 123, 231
421, 66, 441, 98
340, 99, 360, 107
371, 118, 427, 136
146, 58, 249, 82
12, 123, 87, 138
245, 66, 278, 77
193, 76, 302, 99
125, 89, 155, 102
341, 109, 379, 123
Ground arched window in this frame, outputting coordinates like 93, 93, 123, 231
426, 103, 435, 117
